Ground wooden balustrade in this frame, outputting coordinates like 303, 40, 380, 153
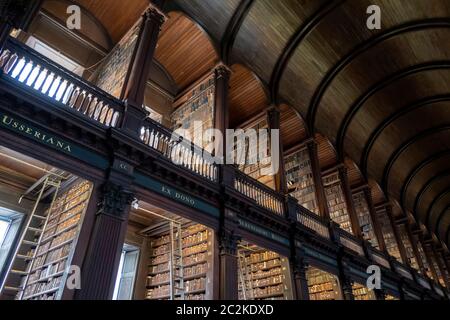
0, 38, 123, 127
140, 118, 218, 182
234, 170, 284, 216
296, 205, 330, 239
337, 228, 365, 256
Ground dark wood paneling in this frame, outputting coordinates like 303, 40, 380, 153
155, 12, 218, 91
229, 64, 268, 128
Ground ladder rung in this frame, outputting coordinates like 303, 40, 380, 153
33, 215, 47, 220
28, 227, 43, 233
22, 240, 38, 246
11, 269, 28, 276
16, 254, 33, 260
3, 286, 21, 292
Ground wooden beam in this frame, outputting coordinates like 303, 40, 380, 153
361, 95, 450, 177
269, 1, 344, 104
220, 0, 254, 64
400, 150, 450, 211
306, 19, 450, 133
381, 125, 450, 192
336, 62, 450, 161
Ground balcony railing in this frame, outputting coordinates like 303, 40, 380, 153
336, 228, 365, 256
0, 38, 123, 127
296, 205, 330, 239
234, 169, 284, 216
140, 118, 218, 182
370, 248, 391, 269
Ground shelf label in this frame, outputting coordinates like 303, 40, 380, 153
134, 172, 220, 217
237, 218, 290, 246
0, 111, 109, 169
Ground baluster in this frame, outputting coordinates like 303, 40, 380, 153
0, 50, 11, 69
34, 68, 48, 91
11, 57, 27, 79
41, 72, 55, 95
49, 76, 62, 98
87, 97, 99, 118
104, 107, 114, 126
92, 101, 103, 120
54, 79, 67, 101
80, 94, 92, 114
20, 60, 35, 84
111, 111, 120, 127
98, 104, 109, 124
149, 129, 155, 147
5, 53, 20, 75
26, 64, 40, 87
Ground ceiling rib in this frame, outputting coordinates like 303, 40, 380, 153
336, 61, 450, 160
381, 126, 450, 192
269, 0, 345, 104
306, 19, 450, 132
400, 150, 450, 210
413, 171, 450, 221
361, 95, 450, 176
220, 0, 254, 64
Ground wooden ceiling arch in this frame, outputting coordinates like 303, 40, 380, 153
154, 11, 219, 92
228, 63, 269, 128
414, 171, 450, 221
401, 151, 450, 211
361, 95, 450, 176
73, 0, 450, 246
337, 61, 450, 159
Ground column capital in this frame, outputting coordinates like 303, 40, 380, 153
97, 181, 134, 221
219, 228, 239, 256
145, 3, 168, 24
213, 62, 232, 79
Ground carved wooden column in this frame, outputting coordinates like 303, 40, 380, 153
337, 166, 361, 238
337, 252, 354, 300
291, 245, 310, 300
305, 139, 330, 219
0, 0, 42, 50
266, 106, 287, 194
75, 161, 135, 300
362, 186, 386, 252
121, 4, 166, 136
218, 210, 239, 300
213, 63, 231, 164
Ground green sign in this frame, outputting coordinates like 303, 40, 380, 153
303, 246, 338, 266
237, 218, 290, 246
134, 172, 220, 217
0, 111, 109, 169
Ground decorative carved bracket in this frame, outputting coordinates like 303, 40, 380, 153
97, 182, 134, 220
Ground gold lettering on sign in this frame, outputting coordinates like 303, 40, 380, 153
1, 115, 72, 153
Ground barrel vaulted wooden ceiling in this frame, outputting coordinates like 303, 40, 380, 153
70, 0, 450, 247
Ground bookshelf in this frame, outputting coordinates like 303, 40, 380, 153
237, 244, 292, 300
323, 172, 353, 234
385, 294, 399, 300
146, 224, 213, 300
22, 180, 92, 300
351, 283, 376, 300
237, 118, 276, 189
285, 148, 319, 214
376, 207, 402, 262
171, 75, 215, 148
352, 191, 379, 249
397, 224, 419, 271
306, 266, 341, 300
416, 240, 432, 278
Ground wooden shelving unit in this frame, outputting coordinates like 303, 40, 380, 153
351, 283, 376, 300
306, 266, 341, 300
171, 75, 215, 143
323, 173, 352, 234
145, 224, 213, 300
285, 148, 319, 214
397, 224, 419, 271
22, 180, 92, 300
237, 244, 292, 300
352, 191, 378, 249
376, 207, 402, 262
